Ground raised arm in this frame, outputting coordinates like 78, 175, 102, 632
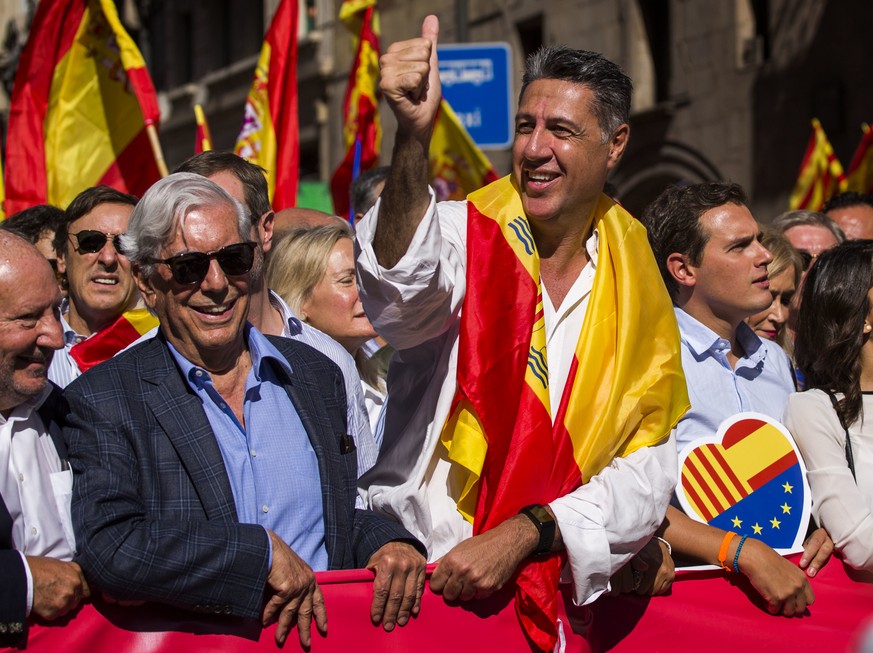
373, 15, 442, 269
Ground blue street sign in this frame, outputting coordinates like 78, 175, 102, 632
437, 42, 513, 149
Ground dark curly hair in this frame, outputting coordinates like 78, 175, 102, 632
795, 240, 873, 426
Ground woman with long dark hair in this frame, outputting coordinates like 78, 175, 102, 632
784, 240, 873, 572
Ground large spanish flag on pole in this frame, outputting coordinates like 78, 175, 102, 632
430, 99, 499, 201
234, 0, 299, 210
330, 0, 381, 219
5, 0, 164, 215
789, 118, 847, 210
847, 123, 873, 194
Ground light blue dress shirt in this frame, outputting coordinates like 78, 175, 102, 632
674, 307, 795, 453
168, 324, 328, 570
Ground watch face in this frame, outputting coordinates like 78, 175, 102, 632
528, 505, 553, 524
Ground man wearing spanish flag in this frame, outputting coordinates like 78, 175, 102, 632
355, 15, 689, 650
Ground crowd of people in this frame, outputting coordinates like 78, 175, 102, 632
2, 12, 873, 651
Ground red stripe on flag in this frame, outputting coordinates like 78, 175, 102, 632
747, 451, 798, 490
694, 446, 735, 512
684, 455, 721, 521
97, 129, 161, 198
722, 418, 766, 448
681, 470, 715, 522
708, 445, 748, 499
5, 0, 87, 213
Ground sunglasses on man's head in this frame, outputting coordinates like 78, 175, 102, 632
148, 241, 257, 285
69, 230, 125, 255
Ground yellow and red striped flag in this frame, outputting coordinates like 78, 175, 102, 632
234, 0, 299, 210
847, 123, 873, 194
430, 99, 499, 201
5, 0, 163, 215
193, 104, 213, 153
69, 308, 159, 372
789, 118, 847, 210
330, 0, 381, 218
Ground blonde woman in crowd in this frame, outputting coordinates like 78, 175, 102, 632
746, 229, 803, 349
267, 223, 386, 433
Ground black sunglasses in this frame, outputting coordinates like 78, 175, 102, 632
69, 230, 125, 255
797, 249, 818, 271
148, 241, 257, 285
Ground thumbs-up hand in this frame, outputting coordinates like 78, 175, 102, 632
379, 15, 442, 139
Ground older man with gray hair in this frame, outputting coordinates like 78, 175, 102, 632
65, 173, 426, 649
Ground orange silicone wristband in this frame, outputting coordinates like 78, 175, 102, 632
718, 531, 737, 572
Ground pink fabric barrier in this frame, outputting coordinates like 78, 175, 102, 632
7, 555, 872, 652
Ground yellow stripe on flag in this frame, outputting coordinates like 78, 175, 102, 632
235, 43, 278, 202
45, 0, 147, 208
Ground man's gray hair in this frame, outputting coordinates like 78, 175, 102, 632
122, 172, 251, 277
770, 209, 846, 244
520, 46, 632, 143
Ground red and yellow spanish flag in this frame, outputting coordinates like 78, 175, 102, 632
234, 0, 298, 210
441, 176, 689, 651
69, 308, 159, 372
847, 123, 873, 195
429, 99, 499, 201
330, 0, 381, 218
5, 0, 162, 215
789, 118, 848, 210
193, 104, 213, 154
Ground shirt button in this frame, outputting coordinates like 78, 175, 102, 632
30, 527, 37, 536
251, 450, 257, 458
262, 505, 269, 514
18, 473, 23, 482
219, 403, 227, 410
194, 370, 203, 377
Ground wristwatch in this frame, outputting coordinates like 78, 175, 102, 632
519, 504, 556, 556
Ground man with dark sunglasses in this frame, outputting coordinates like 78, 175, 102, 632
174, 151, 380, 474
64, 174, 426, 649
47, 186, 146, 387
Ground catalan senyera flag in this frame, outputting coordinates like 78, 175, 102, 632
235, 0, 298, 210
441, 176, 689, 651
789, 118, 848, 211
193, 104, 213, 154
847, 123, 873, 194
5, 0, 162, 215
429, 99, 499, 201
69, 308, 158, 372
330, 0, 381, 218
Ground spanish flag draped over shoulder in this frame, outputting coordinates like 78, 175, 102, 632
847, 123, 873, 194
193, 104, 213, 154
235, 0, 299, 210
330, 0, 381, 217
69, 308, 159, 372
441, 176, 689, 651
789, 118, 848, 210
5, 0, 162, 215
429, 99, 499, 201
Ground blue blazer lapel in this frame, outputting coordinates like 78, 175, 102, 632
141, 336, 239, 523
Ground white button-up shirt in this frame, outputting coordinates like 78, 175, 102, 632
356, 190, 677, 605
0, 386, 75, 615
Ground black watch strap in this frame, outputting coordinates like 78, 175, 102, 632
519, 504, 556, 557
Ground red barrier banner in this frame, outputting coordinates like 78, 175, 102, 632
7, 555, 873, 653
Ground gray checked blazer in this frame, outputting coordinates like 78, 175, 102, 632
64, 332, 419, 620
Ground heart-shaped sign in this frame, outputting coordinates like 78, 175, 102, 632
676, 412, 811, 553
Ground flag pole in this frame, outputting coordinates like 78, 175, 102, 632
145, 121, 169, 177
